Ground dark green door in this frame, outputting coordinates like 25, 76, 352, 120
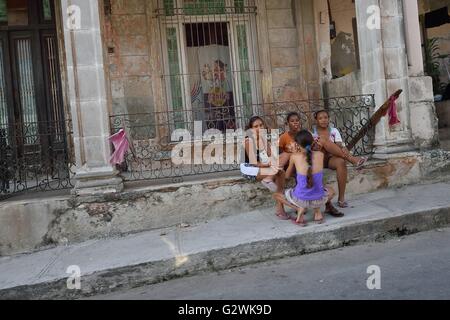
0, 0, 66, 191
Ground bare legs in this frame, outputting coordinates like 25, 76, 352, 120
278, 152, 292, 169
273, 185, 337, 226
320, 140, 362, 166
313, 208, 324, 224
328, 157, 347, 204
324, 185, 344, 217
273, 192, 298, 211
260, 170, 288, 218
273, 191, 302, 222
295, 208, 307, 226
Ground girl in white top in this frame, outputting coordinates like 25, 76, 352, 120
313, 127, 343, 144
313, 110, 367, 208
240, 116, 290, 220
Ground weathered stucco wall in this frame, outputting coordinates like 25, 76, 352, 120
329, 0, 359, 78
266, 0, 304, 101
104, 0, 155, 120
0, 177, 275, 257
295, 0, 322, 100
330, 0, 357, 35
409, 75, 441, 149
315, 0, 361, 97
103, 0, 321, 109
266, 0, 322, 101
0, 198, 69, 257
325, 70, 363, 97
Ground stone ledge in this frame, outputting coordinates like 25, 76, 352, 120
0, 151, 449, 257
0, 181, 449, 299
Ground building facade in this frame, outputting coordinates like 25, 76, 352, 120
0, 0, 443, 197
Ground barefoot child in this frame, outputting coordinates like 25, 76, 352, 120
313, 110, 367, 208
274, 130, 336, 226
240, 116, 289, 220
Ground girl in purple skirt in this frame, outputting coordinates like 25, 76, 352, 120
274, 130, 336, 226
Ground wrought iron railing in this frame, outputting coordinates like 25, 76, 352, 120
0, 120, 74, 200
110, 94, 376, 183
0, 95, 376, 198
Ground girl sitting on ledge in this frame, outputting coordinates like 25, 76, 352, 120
313, 110, 367, 208
240, 116, 289, 220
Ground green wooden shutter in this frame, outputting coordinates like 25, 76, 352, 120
166, 27, 184, 130
234, 0, 245, 13
0, 40, 8, 131
164, 0, 175, 16
0, 0, 7, 24
183, 0, 225, 15
236, 24, 252, 120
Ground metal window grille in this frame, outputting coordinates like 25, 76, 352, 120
110, 95, 376, 184
156, 0, 261, 137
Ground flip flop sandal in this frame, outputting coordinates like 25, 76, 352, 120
314, 218, 325, 225
338, 201, 349, 208
325, 205, 345, 218
276, 212, 291, 220
355, 157, 368, 170
291, 218, 307, 227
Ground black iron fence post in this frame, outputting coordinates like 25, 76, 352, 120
0, 120, 74, 201
0, 128, 10, 193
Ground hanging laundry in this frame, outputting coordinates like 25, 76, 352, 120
387, 95, 401, 127
109, 129, 129, 165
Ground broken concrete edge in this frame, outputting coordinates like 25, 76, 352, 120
0, 175, 277, 257
0, 158, 392, 208
71, 158, 400, 203
0, 176, 246, 208
3, 149, 448, 208
1, 206, 449, 300
1, 150, 450, 258
2, 150, 448, 209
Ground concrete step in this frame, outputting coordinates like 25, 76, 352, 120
1, 182, 449, 299
0, 167, 371, 257
2, 151, 450, 258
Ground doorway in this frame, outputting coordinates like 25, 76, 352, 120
0, 0, 65, 159
159, 0, 261, 137
0, 0, 67, 194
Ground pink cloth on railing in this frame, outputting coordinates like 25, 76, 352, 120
388, 95, 401, 127
109, 129, 129, 165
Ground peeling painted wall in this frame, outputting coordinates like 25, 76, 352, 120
104, 0, 156, 137
329, 0, 358, 78
331, 31, 358, 78
102, 0, 319, 113
266, 0, 304, 101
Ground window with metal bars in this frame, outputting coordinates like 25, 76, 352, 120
157, 0, 261, 135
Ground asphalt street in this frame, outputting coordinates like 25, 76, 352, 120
89, 227, 450, 300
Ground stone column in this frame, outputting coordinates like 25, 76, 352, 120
403, 0, 424, 77
403, 0, 439, 149
313, 0, 332, 93
356, 0, 415, 157
61, 0, 123, 195
265, 0, 305, 102
294, 0, 321, 101
256, 0, 274, 104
